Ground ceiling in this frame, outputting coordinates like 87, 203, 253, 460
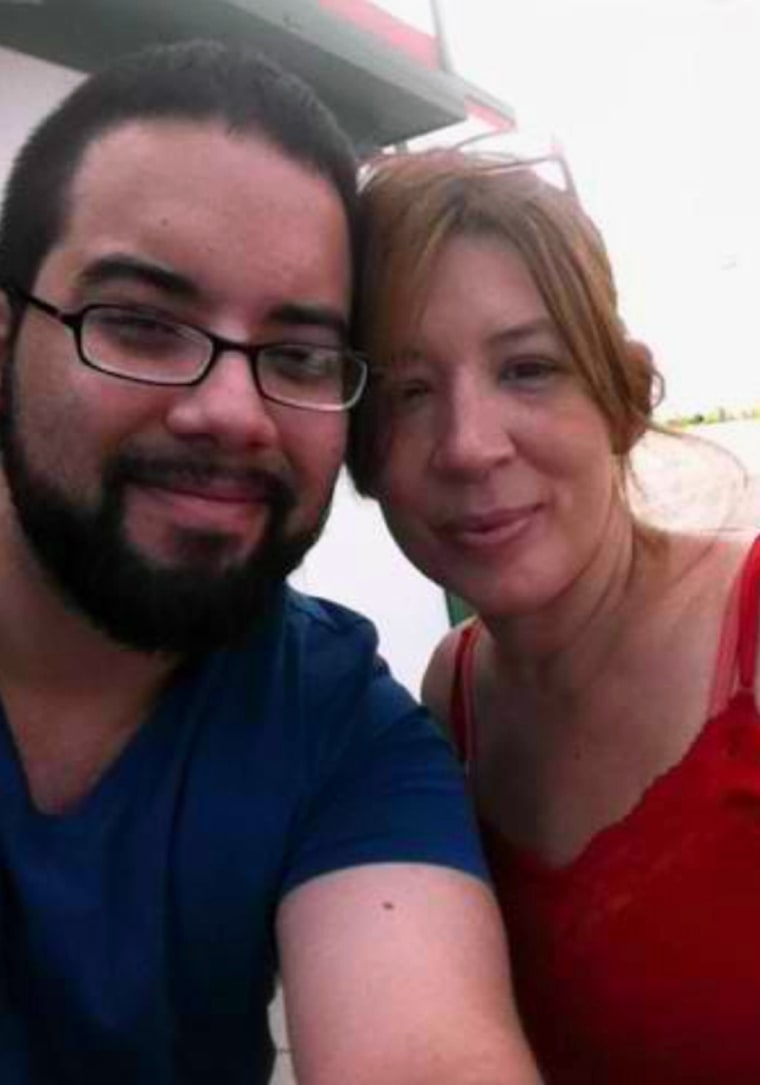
0, 0, 469, 150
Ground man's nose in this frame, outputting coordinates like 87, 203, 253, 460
166, 349, 280, 451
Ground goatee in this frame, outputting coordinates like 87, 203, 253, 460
0, 364, 328, 655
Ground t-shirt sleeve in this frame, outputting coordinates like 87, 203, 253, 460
279, 616, 489, 897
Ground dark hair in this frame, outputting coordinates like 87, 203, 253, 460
0, 39, 358, 292
348, 150, 662, 493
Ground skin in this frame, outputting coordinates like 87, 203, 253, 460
0, 121, 351, 811
375, 234, 625, 623
375, 232, 752, 867
0, 124, 541, 1083
10, 123, 350, 575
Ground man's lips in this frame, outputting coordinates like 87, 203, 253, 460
128, 477, 280, 535
142, 477, 278, 503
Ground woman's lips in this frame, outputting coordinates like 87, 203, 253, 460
439, 505, 541, 549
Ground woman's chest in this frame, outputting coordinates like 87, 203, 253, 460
472, 619, 725, 866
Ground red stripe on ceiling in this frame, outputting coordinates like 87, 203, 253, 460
317, 0, 441, 69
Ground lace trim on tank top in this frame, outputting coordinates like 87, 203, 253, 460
449, 536, 760, 877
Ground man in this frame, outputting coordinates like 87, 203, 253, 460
0, 40, 539, 1083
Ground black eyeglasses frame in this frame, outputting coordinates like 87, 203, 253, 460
3, 283, 369, 413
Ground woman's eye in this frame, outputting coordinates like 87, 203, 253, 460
401, 382, 431, 402
385, 378, 433, 407
499, 357, 560, 387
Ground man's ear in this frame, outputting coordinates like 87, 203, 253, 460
0, 289, 11, 347
0, 288, 17, 405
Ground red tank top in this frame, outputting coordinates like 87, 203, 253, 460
451, 537, 760, 1084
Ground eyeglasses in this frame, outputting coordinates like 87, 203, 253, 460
6, 285, 368, 412
453, 131, 578, 200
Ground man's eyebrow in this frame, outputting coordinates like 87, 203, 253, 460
75, 255, 200, 301
268, 301, 348, 342
74, 261, 349, 338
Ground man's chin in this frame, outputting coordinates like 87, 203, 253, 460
128, 526, 265, 576
86, 513, 322, 655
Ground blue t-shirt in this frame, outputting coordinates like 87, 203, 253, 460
0, 588, 487, 1083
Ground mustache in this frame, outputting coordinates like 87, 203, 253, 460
107, 453, 297, 515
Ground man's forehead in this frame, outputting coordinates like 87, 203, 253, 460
69, 118, 302, 205
40, 118, 351, 299
51, 118, 349, 269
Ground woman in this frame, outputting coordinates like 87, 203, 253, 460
347, 149, 760, 1083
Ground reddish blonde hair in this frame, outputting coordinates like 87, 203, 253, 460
347, 149, 661, 493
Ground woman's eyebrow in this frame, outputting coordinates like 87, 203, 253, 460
489, 317, 559, 348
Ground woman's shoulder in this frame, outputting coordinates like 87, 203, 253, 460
641, 529, 751, 598
421, 620, 478, 733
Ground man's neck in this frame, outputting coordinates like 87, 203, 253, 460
0, 510, 177, 813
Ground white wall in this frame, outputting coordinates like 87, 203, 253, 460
0, 45, 449, 695
0, 47, 83, 181
291, 473, 449, 695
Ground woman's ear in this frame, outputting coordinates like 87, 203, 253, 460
612, 338, 657, 455
625, 338, 654, 372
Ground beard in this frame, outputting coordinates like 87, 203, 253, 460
0, 365, 329, 656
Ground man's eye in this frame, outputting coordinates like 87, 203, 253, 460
93, 311, 188, 349
265, 346, 342, 382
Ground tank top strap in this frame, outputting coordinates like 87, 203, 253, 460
449, 621, 481, 764
736, 536, 760, 691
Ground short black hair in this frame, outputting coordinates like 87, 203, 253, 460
0, 39, 358, 291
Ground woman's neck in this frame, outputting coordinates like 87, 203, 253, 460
483, 509, 663, 696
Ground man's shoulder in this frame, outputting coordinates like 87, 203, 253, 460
279, 587, 385, 671
208, 587, 395, 718
284, 586, 377, 637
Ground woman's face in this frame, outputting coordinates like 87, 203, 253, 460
373, 233, 623, 617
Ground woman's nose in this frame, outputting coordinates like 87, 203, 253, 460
431, 385, 517, 478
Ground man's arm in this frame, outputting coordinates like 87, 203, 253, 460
277, 862, 542, 1085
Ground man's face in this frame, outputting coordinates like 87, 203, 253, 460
0, 120, 352, 653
